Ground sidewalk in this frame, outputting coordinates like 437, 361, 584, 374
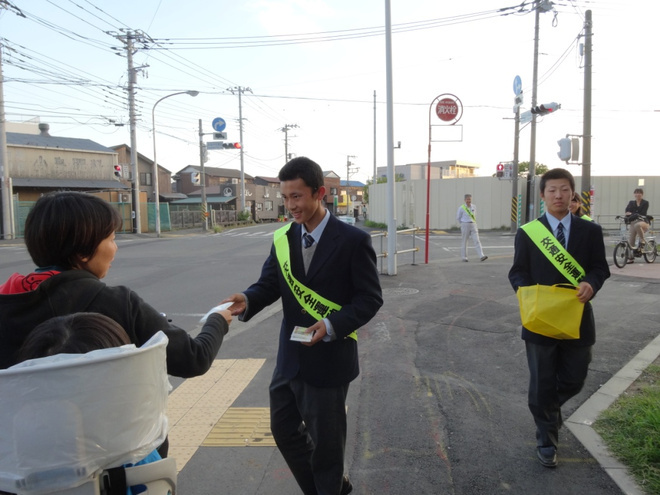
173, 237, 660, 494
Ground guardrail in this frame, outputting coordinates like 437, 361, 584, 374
371, 227, 421, 273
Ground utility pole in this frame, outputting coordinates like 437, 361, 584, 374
199, 119, 208, 231
526, 3, 541, 223
385, 0, 397, 275
112, 29, 150, 233
373, 90, 377, 185
280, 124, 298, 164
346, 155, 357, 216
0, 43, 13, 240
524, 0, 556, 222
228, 86, 251, 213
125, 31, 141, 233
581, 10, 593, 215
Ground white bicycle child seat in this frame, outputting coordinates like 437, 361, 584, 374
0, 332, 175, 495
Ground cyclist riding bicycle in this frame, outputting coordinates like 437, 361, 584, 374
625, 188, 651, 250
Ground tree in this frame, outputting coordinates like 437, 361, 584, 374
363, 175, 403, 204
517, 161, 548, 176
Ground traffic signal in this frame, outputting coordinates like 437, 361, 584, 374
113, 165, 122, 179
222, 142, 242, 149
557, 138, 572, 161
531, 102, 561, 115
557, 137, 580, 163
496, 163, 504, 178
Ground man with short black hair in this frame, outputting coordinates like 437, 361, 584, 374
223, 157, 383, 494
509, 168, 610, 468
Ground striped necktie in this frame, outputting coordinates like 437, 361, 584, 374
556, 223, 566, 249
303, 233, 315, 249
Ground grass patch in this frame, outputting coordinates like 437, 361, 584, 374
365, 220, 387, 229
594, 364, 660, 494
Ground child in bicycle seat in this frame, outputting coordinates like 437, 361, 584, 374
15, 313, 160, 495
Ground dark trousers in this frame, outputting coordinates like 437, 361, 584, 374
269, 367, 349, 495
525, 341, 592, 448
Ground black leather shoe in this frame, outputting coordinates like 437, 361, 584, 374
537, 446, 557, 468
340, 475, 353, 495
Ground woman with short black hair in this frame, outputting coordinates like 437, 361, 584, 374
0, 191, 232, 380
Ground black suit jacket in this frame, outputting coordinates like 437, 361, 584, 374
508, 214, 610, 346
242, 214, 383, 387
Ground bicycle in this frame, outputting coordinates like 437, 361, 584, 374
613, 215, 657, 268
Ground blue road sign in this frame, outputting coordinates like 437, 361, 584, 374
212, 117, 226, 132
513, 75, 522, 96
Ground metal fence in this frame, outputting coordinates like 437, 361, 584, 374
11, 201, 246, 237
371, 227, 421, 274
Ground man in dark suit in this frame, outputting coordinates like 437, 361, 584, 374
223, 157, 383, 494
509, 168, 610, 468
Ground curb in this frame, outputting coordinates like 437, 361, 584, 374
566, 332, 660, 495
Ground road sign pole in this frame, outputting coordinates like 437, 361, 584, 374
199, 119, 208, 232
512, 101, 520, 232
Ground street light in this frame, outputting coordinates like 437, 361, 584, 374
151, 90, 199, 237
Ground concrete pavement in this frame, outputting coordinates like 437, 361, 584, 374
3, 227, 657, 493
169, 230, 660, 494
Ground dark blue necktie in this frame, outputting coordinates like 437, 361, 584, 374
556, 223, 566, 249
303, 233, 315, 249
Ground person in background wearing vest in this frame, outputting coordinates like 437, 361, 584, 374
456, 194, 487, 262
222, 157, 383, 495
569, 192, 593, 221
509, 168, 610, 469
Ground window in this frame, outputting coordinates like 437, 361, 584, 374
265, 200, 273, 211
140, 172, 152, 186
256, 203, 263, 211
276, 191, 281, 198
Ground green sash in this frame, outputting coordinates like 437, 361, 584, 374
581, 214, 593, 221
462, 204, 476, 222
273, 224, 357, 341
521, 220, 586, 287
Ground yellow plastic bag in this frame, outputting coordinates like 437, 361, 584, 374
516, 284, 585, 340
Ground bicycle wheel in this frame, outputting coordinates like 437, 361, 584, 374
613, 242, 629, 268
644, 240, 657, 263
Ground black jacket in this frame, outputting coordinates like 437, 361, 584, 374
0, 270, 227, 377
242, 215, 383, 387
509, 214, 610, 346
625, 199, 649, 217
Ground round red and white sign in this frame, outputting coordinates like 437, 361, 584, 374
436, 97, 460, 122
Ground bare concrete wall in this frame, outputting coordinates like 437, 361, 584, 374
369, 176, 660, 231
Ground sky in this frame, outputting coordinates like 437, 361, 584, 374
0, 0, 657, 185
